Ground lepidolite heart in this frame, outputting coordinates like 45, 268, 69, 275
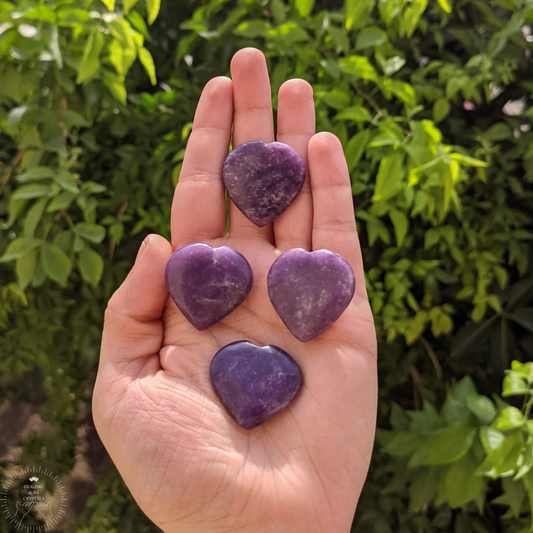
267, 249, 356, 342
222, 141, 306, 227
165, 243, 253, 330
210, 341, 302, 429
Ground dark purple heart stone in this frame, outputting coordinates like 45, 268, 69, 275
165, 243, 253, 330
222, 141, 306, 227
210, 341, 302, 429
267, 249, 356, 342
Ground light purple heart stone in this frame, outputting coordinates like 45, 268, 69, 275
210, 341, 302, 429
222, 141, 306, 227
267, 249, 356, 342
165, 243, 253, 331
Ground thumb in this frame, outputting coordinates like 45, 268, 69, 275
100, 234, 172, 366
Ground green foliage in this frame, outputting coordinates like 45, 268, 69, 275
382, 365, 533, 527
0, 0, 531, 531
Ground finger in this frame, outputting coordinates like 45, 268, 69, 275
229, 48, 275, 243
308, 132, 367, 298
171, 76, 233, 249
274, 79, 315, 251
100, 234, 172, 366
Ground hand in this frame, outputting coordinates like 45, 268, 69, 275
93, 48, 377, 533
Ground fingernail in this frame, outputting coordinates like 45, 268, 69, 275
135, 236, 151, 264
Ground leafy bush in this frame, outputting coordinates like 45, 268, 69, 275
0, 0, 531, 531
381, 361, 533, 531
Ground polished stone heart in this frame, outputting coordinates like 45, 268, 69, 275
222, 141, 306, 227
267, 249, 356, 342
165, 243, 253, 330
210, 341, 302, 429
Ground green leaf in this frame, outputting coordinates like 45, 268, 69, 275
139, 47, 156, 85
482, 123, 512, 142
100, 0, 115, 11
436, 0, 452, 13
321, 88, 350, 110
146, 0, 161, 24
480, 427, 505, 455
60, 110, 90, 128
409, 467, 440, 512
48, 25, 62, 68
123, 0, 139, 14
345, 0, 376, 30
55, 169, 79, 193
506, 308, 533, 333
77, 30, 106, 84
410, 427, 475, 466
12, 184, 52, 200
0, 237, 42, 262
16, 249, 37, 290
466, 393, 496, 423
24, 198, 47, 237
356, 26, 387, 49
373, 150, 404, 202
295, 0, 314, 17
78, 247, 104, 287
404, 0, 428, 37
511, 361, 533, 380
384, 431, 421, 456
16, 166, 55, 182
493, 406, 525, 431
346, 130, 371, 171
234, 20, 271, 38
502, 373, 528, 397
389, 209, 408, 247
445, 452, 484, 507
378, 55, 406, 76
338, 56, 378, 82
450, 153, 488, 167
488, 432, 524, 475
492, 477, 526, 518
103, 70, 127, 104
271, 0, 286, 23
385, 79, 416, 106
41, 242, 72, 286
76, 223, 106, 244
433, 98, 450, 123
47, 191, 78, 212
335, 106, 372, 122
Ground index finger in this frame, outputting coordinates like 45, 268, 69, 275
171, 76, 233, 249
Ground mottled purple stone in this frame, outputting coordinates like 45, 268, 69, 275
165, 243, 253, 331
222, 141, 306, 227
267, 249, 356, 342
210, 341, 302, 429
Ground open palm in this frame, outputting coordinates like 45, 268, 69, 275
93, 48, 377, 533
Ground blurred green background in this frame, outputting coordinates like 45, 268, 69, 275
0, 0, 532, 531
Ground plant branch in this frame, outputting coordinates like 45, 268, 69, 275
0, 150, 24, 197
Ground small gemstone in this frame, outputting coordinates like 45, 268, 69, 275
222, 141, 306, 227
165, 243, 253, 330
210, 341, 303, 429
267, 248, 356, 342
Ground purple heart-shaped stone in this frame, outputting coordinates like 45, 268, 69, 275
210, 341, 302, 429
165, 243, 253, 330
267, 249, 356, 342
222, 141, 306, 227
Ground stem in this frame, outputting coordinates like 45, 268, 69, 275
0, 150, 24, 197
524, 392, 533, 420
351, 81, 387, 118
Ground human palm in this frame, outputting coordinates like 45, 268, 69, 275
93, 48, 377, 533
